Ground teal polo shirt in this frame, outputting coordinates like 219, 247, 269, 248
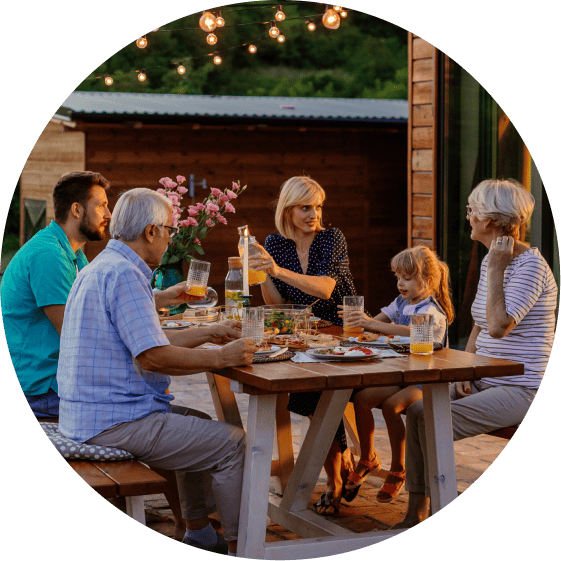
1, 220, 88, 395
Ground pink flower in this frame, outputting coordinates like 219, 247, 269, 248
206, 203, 220, 213
159, 177, 172, 186
195, 238, 201, 245
206, 218, 215, 227
177, 186, 188, 195
220, 194, 229, 203
216, 213, 227, 225
196, 202, 206, 210
225, 202, 235, 213
168, 193, 180, 205
156, 188, 166, 195
176, 175, 186, 184
232, 181, 240, 191
181, 217, 198, 227
210, 187, 222, 197
226, 189, 237, 199
188, 205, 199, 216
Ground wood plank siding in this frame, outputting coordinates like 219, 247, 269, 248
408, 34, 439, 249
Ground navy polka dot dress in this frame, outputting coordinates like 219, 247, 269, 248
265, 228, 358, 451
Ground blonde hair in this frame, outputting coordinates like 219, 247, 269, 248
274, 176, 326, 240
391, 246, 454, 324
468, 178, 535, 237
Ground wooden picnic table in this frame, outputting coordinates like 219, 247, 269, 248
206, 345, 524, 559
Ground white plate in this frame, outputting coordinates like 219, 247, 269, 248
306, 347, 381, 361
348, 336, 411, 346
161, 320, 193, 329
255, 345, 281, 356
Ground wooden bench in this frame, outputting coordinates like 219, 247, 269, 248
69, 459, 168, 524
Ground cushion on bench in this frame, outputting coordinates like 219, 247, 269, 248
40, 422, 134, 461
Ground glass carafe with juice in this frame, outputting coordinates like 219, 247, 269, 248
225, 256, 244, 313
238, 230, 267, 286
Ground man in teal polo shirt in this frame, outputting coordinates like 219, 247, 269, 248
1, 171, 112, 417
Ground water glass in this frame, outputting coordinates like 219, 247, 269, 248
343, 295, 364, 336
186, 259, 211, 298
242, 307, 265, 342
294, 312, 313, 335
410, 313, 434, 355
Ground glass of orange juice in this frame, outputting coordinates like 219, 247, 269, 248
410, 313, 434, 355
343, 295, 364, 337
186, 259, 211, 300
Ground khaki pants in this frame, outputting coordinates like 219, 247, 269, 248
87, 405, 245, 541
405, 381, 537, 496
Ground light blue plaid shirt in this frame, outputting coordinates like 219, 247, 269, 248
57, 240, 172, 442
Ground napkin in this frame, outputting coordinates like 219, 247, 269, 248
291, 352, 323, 363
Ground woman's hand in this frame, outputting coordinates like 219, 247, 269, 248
454, 381, 472, 398
248, 243, 281, 278
488, 236, 515, 272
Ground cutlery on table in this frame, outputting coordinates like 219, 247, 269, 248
269, 347, 288, 358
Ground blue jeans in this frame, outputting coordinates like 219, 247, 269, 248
27, 388, 60, 418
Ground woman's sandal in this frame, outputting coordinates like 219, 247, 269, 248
376, 470, 406, 503
343, 456, 382, 502
314, 491, 340, 516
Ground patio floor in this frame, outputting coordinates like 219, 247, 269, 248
141, 373, 509, 544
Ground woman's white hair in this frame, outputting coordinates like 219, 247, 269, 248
468, 178, 535, 236
110, 188, 172, 241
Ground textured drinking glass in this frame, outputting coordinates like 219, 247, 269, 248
410, 313, 434, 355
186, 259, 211, 297
242, 307, 265, 342
343, 295, 364, 336
294, 312, 313, 335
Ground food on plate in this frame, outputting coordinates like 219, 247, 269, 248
255, 341, 272, 351
264, 310, 295, 334
357, 332, 380, 342
383, 335, 400, 343
314, 346, 375, 357
162, 321, 181, 328
265, 334, 308, 349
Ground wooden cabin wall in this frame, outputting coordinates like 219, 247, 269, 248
409, 34, 439, 249
19, 120, 85, 245
81, 121, 407, 313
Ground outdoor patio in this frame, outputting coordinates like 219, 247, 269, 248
141, 372, 509, 544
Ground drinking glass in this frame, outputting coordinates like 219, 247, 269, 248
410, 313, 434, 355
294, 312, 313, 335
343, 295, 364, 336
242, 307, 265, 342
186, 259, 211, 298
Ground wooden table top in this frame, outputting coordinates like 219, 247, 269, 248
215, 348, 524, 394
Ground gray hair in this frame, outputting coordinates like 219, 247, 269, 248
468, 178, 535, 236
110, 188, 172, 241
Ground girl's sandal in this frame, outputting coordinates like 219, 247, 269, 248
343, 455, 382, 502
314, 490, 339, 516
376, 470, 406, 503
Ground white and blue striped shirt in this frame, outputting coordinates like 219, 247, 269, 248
472, 248, 557, 389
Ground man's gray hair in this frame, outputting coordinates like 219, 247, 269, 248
110, 188, 172, 241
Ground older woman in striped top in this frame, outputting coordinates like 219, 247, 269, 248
394, 178, 558, 529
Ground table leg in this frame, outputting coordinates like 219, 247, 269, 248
238, 393, 277, 559
422, 382, 458, 512
206, 372, 244, 429
270, 393, 295, 495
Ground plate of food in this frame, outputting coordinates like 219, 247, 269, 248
254, 342, 281, 356
306, 346, 380, 361
264, 333, 310, 350
348, 335, 410, 346
161, 320, 193, 329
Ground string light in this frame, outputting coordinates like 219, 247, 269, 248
177, 64, 186, 74
104, 76, 113, 86
248, 44, 257, 54
216, 11, 225, 27
277, 34, 285, 43
307, 21, 316, 31
136, 36, 148, 49
207, 33, 218, 45
137, 69, 147, 82
199, 11, 217, 32
333, 6, 343, 11
213, 54, 222, 65
322, 8, 341, 30
275, 5, 285, 22
340, 10, 348, 18
269, 22, 280, 38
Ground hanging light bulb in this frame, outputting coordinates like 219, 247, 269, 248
213, 54, 222, 65
216, 11, 225, 27
307, 21, 316, 31
199, 11, 217, 32
333, 6, 343, 11
137, 69, 147, 82
248, 44, 257, 54
277, 34, 285, 43
340, 10, 348, 18
136, 36, 148, 49
206, 33, 218, 45
322, 8, 341, 30
177, 64, 186, 75
104, 76, 113, 86
275, 6, 285, 21
269, 22, 280, 38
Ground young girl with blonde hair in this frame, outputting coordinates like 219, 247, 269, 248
342, 245, 454, 503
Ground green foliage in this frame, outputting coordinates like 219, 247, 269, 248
76, 2, 408, 100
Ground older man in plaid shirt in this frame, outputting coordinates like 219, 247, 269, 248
57, 188, 256, 556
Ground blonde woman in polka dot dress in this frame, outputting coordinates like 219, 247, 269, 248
249, 176, 359, 515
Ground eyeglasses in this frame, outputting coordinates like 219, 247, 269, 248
162, 225, 179, 238
466, 205, 474, 217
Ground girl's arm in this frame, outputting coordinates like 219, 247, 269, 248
343, 310, 412, 336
